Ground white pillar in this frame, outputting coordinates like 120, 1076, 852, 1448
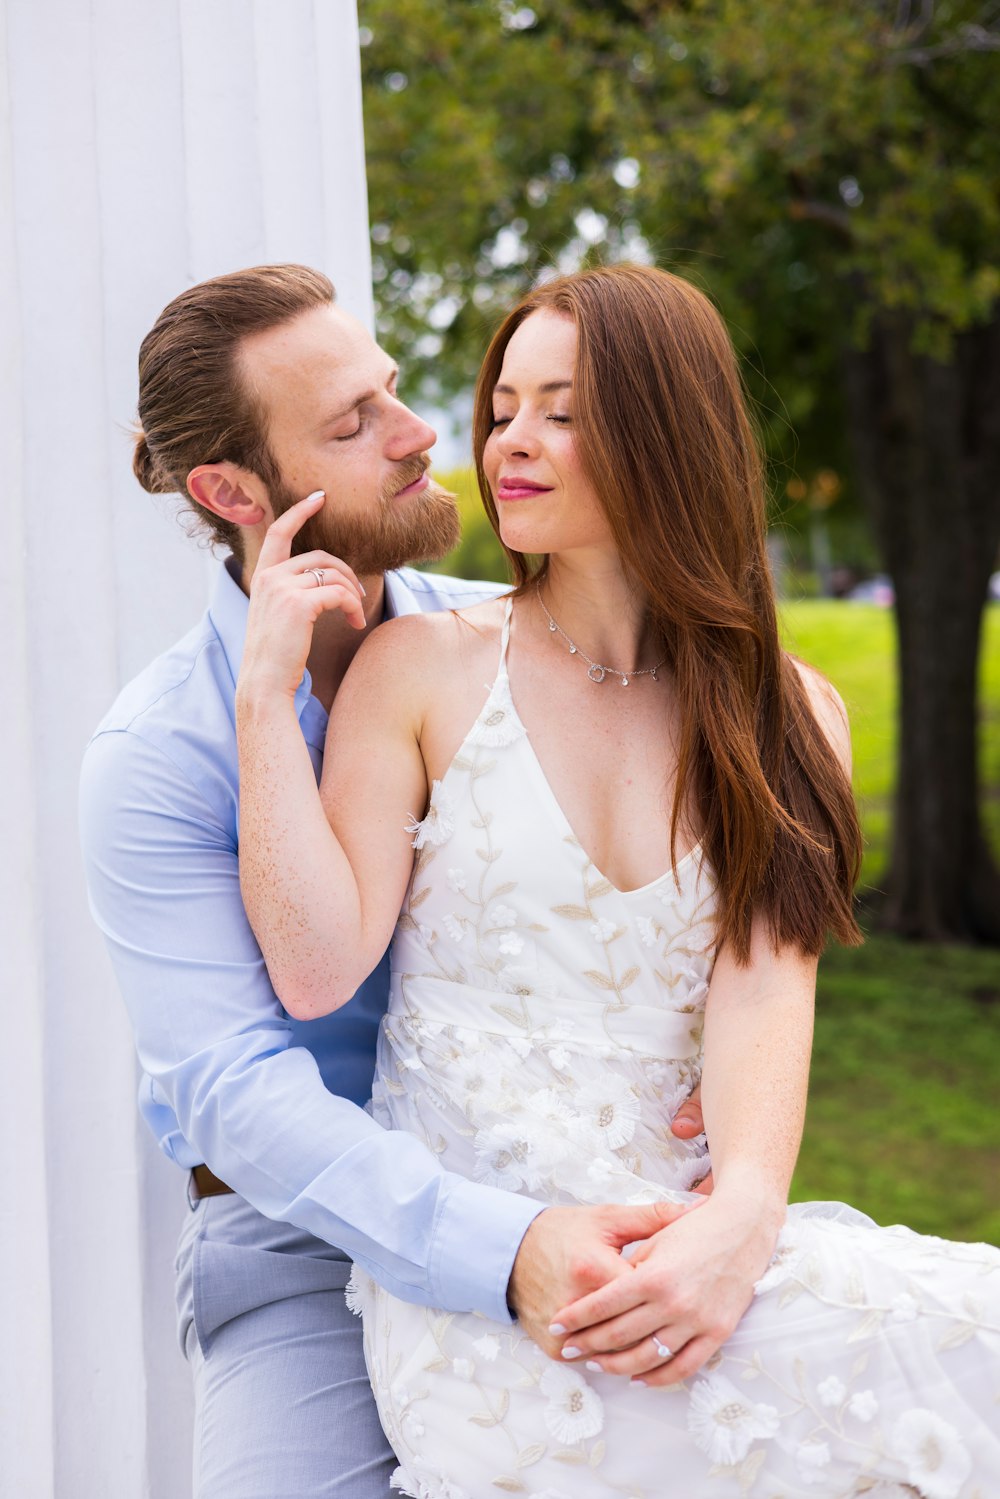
0, 3, 371, 1493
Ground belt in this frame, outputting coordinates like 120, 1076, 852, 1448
189, 1164, 235, 1200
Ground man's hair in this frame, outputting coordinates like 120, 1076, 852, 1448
132, 263, 335, 556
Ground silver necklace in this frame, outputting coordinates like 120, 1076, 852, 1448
537, 594, 666, 686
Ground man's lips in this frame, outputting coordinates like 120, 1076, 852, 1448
497, 478, 553, 500
394, 471, 430, 498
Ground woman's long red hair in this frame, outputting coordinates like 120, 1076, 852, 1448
472, 264, 863, 962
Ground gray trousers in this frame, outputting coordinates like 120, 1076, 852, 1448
175, 1191, 395, 1498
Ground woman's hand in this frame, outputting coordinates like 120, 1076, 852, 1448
238, 491, 367, 706
549, 1189, 782, 1387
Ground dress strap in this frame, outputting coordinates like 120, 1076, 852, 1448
495, 594, 514, 682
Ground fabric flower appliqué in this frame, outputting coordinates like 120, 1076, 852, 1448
489, 903, 518, 927
687, 1372, 779, 1466
796, 1440, 832, 1485
817, 1375, 846, 1407
539, 1364, 604, 1444
497, 932, 525, 956
889, 1409, 971, 1499
848, 1389, 878, 1422
445, 867, 467, 893
634, 915, 658, 948
441, 913, 466, 945
575, 1076, 642, 1150
405, 781, 456, 849
589, 917, 618, 944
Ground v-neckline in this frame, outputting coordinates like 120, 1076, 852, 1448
504, 690, 702, 899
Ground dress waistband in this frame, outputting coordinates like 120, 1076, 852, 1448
389, 973, 704, 1060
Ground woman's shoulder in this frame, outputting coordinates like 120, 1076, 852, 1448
348, 594, 509, 686
786, 654, 852, 773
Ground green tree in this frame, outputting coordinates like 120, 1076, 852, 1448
360, 0, 1000, 942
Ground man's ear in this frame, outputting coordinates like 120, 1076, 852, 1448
187, 462, 271, 529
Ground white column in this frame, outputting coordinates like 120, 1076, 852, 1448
0, 3, 371, 1494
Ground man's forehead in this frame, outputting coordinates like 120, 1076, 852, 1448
242, 303, 385, 380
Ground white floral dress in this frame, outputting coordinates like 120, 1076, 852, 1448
348, 598, 1000, 1499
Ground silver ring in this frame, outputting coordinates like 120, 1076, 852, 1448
652, 1334, 673, 1360
306, 568, 325, 588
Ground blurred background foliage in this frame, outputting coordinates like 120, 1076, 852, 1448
358, 1, 1000, 1237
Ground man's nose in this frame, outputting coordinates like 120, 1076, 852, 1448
387, 398, 436, 458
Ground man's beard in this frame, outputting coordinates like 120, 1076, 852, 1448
273, 455, 461, 574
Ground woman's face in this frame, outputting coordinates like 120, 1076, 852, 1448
482, 309, 614, 558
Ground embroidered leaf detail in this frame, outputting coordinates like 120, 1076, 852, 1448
413, 845, 437, 874
408, 886, 432, 909
740, 1365, 760, 1380
490, 882, 518, 899
469, 1412, 500, 1428
472, 759, 497, 778
844, 1268, 865, 1305
453, 755, 474, 771
937, 1321, 977, 1351
490, 1004, 531, 1030
497, 1389, 510, 1419
472, 813, 494, 828
846, 1309, 884, 1343
551, 903, 594, 920
528, 922, 550, 932
587, 879, 614, 899
423, 1356, 448, 1373
431, 1313, 454, 1340
491, 1479, 525, 1493
396, 913, 418, 931
851, 1353, 870, 1378
584, 970, 619, 991
553, 1450, 587, 1465
739, 1448, 766, 1492
618, 966, 640, 989
477, 847, 502, 863
778, 1280, 803, 1309
515, 1445, 545, 1469
589, 1440, 607, 1467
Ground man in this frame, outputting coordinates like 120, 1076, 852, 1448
80, 264, 708, 1497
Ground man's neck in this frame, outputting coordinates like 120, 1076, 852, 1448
305, 572, 386, 713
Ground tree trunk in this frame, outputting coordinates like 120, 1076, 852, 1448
841, 307, 1000, 943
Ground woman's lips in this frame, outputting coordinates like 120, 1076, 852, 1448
497, 479, 553, 500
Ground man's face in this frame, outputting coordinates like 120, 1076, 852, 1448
240, 304, 459, 573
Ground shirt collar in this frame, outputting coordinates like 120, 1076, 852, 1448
208, 556, 322, 729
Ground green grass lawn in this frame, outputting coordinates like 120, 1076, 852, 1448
779, 602, 1000, 1245
430, 481, 1000, 1243
779, 601, 1000, 889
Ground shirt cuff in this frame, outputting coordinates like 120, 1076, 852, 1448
428, 1180, 546, 1324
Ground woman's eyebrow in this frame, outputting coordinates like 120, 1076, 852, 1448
494, 379, 573, 395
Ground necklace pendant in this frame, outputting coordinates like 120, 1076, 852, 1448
548, 620, 557, 632
568, 644, 577, 654
587, 664, 607, 684
650, 668, 658, 681
621, 676, 629, 687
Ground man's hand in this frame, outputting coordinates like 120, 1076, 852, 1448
670, 1082, 714, 1196
546, 1190, 782, 1386
508, 1201, 695, 1358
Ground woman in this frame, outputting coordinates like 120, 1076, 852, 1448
236, 265, 999, 1497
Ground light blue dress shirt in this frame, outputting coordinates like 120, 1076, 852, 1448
80, 558, 543, 1324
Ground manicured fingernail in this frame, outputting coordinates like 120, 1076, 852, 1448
359, 582, 367, 597
585, 1361, 602, 1373
633, 1379, 648, 1387
548, 1323, 566, 1336
304, 490, 325, 503
561, 1346, 582, 1359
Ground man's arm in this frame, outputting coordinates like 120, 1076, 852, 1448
79, 725, 541, 1320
